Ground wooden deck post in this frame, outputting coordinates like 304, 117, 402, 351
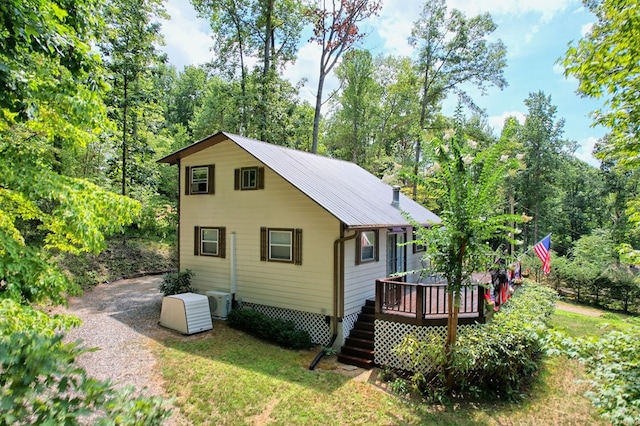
416, 285, 424, 320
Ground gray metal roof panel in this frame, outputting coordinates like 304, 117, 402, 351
224, 133, 441, 229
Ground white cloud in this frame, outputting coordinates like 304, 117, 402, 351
160, 0, 213, 70
581, 22, 594, 36
488, 111, 526, 134
281, 43, 341, 111
369, 0, 422, 57
574, 136, 600, 166
447, 0, 575, 22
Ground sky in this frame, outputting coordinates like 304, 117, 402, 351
159, 0, 605, 167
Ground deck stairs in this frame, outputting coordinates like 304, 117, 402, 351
337, 299, 375, 369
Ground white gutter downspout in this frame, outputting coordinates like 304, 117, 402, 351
230, 232, 237, 295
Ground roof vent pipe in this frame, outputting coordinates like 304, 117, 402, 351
391, 186, 400, 208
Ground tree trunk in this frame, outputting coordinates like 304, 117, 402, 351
445, 291, 460, 390
312, 72, 326, 154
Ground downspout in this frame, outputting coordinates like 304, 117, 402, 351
230, 232, 237, 298
309, 227, 357, 370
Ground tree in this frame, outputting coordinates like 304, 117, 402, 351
414, 107, 523, 389
326, 49, 379, 166
307, 0, 381, 153
409, 0, 507, 198
193, 0, 304, 139
515, 91, 573, 245
0, 0, 168, 421
562, 0, 640, 171
98, 0, 167, 196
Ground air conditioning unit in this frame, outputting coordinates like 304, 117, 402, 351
205, 290, 232, 319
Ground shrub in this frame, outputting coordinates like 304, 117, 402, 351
228, 308, 312, 350
394, 281, 558, 400
546, 324, 640, 425
159, 269, 194, 296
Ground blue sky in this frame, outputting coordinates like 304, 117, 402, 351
160, 0, 604, 166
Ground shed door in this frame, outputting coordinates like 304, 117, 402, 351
386, 232, 406, 277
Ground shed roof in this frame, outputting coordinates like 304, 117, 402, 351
158, 132, 441, 229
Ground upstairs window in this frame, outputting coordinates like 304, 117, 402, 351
185, 165, 215, 195
356, 230, 379, 265
260, 227, 302, 265
234, 167, 265, 190
194, 226, 226, 257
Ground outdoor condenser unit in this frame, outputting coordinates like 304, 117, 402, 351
159, 292, 213, 334
205, 290, 232, 319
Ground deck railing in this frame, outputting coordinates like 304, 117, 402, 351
374, 277, 489, 325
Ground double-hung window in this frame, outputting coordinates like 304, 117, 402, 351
356, 230, 378, 265
185, 165, 215, 195
260, 227, 302, 265
194, 226, 226, 257
234, 167, 265, 190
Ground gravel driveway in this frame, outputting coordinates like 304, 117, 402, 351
56, 275, 186, 424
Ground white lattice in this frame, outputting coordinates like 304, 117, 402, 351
341, 311, 359, 338
374, 320, 482, 373
243, 303, 332, 345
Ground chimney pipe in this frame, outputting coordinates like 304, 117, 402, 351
391, 186, 400, 207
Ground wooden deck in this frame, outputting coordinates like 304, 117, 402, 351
374, 275, 492, 326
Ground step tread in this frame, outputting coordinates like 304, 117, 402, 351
337, 353, 374, 369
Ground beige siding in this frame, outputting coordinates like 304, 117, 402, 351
180, 140, 339, 315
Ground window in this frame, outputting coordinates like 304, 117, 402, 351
412, 229, 426, 253
234, 167, 265, 190
185, 165, 215, 195
260, 227, 302, 265
194, 226, 226, 257
356, 230, 378, 265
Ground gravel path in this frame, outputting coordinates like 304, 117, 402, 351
55, 275, 186, 424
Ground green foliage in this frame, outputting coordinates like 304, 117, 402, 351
0, 300, 171, 425
0, 332, 171, 425
394, 282, 558, 400
227, 308, 312, 350
159, 269, 194, 296
563, 0, 640, 172
546, 325, 640, 426
415, 107, 523, 297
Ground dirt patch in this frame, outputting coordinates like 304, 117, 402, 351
555, 300, 604, 317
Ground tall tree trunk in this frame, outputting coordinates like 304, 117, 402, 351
260, 0, 274, 140
312, 72, 326, 153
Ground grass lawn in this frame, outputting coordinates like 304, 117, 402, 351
153, 318, 606, 425
550, 303, 635, 338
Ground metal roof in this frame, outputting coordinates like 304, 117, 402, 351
158, 132, 441, 229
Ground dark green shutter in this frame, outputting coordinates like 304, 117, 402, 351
294, 228, 302, 265
185, 166, 191, 195
207, 165, 215, 194
260, 227, 267, 261
194, 226, 200, 255
257, 167, 265, 189
219, 227, 226, 258
234, 168, 241, 190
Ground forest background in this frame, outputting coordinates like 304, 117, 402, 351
2, 0, 639, 315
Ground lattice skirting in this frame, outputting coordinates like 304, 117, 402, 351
374, 320, 481, 373
341, 311, 359, 339
242, 303, 332, 345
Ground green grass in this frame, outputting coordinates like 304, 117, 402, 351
153, 321, 605, 425
550, 307, 634, 338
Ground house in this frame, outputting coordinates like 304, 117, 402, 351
157, 131, 441, 349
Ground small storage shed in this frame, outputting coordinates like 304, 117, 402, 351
159, 292, 213, 335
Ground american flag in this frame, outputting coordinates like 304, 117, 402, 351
534, 234, 551, 274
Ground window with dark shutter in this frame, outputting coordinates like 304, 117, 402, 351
194, 226, 226, 257
186, 164, 215, 195
235, 167, 265, 190
260, 227, 302, 265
